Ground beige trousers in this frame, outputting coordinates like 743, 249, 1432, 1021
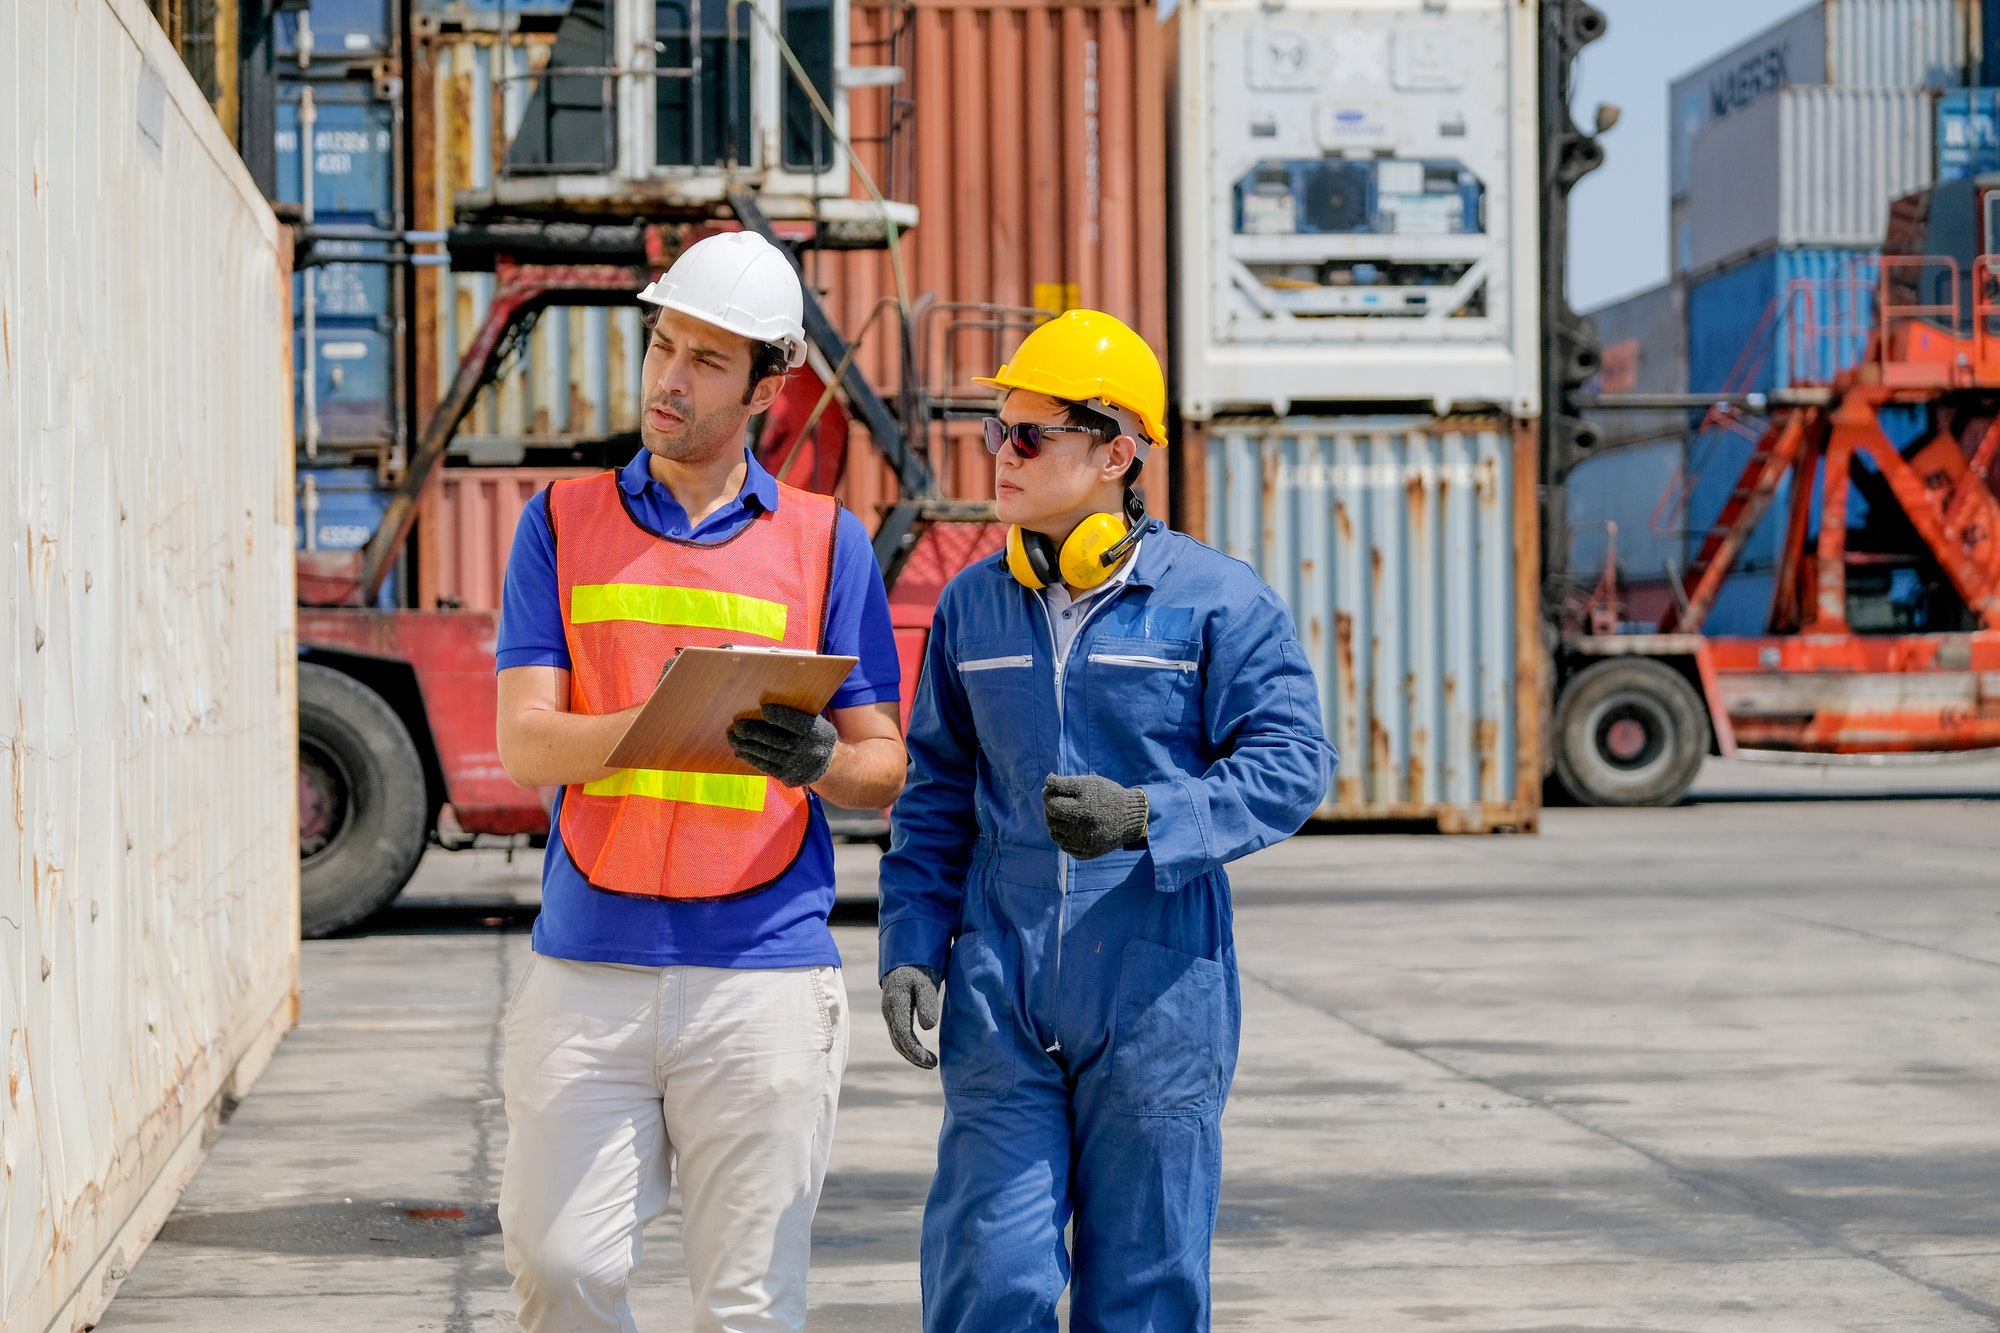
500, 954, 849, 1333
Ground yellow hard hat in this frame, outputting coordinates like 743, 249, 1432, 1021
974, 309, 1168, 449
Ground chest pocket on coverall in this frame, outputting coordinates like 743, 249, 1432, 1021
1086, 634, 1202, 733
956, 642, 1039, 790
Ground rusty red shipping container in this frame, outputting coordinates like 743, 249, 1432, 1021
416, 467, 595, 610
406, 0, 1173, 597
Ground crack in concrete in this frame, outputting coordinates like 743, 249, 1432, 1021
1753, 911, 2000, 975
1238, 966, 2000, 1329
447, 933, 512, 1333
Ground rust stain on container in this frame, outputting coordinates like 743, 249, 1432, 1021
1206, 417, 1536, 831
1476, 716, 1500, 801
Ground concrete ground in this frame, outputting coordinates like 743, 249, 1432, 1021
96, 757, 2000, 1331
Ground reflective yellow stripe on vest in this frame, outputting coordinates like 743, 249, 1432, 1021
571, 584, 788, 641
583, 768, 768, 812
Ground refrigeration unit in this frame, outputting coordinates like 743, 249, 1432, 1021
1176, 0, 1541, 419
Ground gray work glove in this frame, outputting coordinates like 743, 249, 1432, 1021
1043, 774, 1149, 860
880, 964, 942, 1069
727, 703, 837, 788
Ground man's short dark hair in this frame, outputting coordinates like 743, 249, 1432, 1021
745, 340, 792, 404
639, 302, 791, 404
1057, 397, 1136, 481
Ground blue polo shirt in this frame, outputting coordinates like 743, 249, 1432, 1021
496, 447, 901, 969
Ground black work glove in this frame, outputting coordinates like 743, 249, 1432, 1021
1042, 774, 1149, 860
727, 703, 837, 788
880, 964, 942, 1069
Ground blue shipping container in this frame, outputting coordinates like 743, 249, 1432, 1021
295, 320, 395, 445
1564, 440, 1687, 585
277, 83, 394, 222
1686, 247, 1850, 618
1937, 88, 2000, 181
295, 467, 400, 608
276, 0, 392, 58
1686, 246, 1878, 395
414, 0, 573, 14
294, 231, 393, 321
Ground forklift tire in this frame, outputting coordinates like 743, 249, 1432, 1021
1552, 658, 1711, 808
298, 663, 430, 937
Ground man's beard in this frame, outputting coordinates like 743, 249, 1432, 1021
639, 391, 742, 462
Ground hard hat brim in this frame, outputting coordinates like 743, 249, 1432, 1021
635, 283, 809, 369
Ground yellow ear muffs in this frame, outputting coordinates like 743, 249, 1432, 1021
1005, 524, 1060, 590
1006, 487, 1149, 590
1056, 512, 1133, 590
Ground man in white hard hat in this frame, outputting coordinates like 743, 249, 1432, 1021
492, 229, 909, 1332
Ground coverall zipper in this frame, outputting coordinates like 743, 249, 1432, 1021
1034, 583, 1124, 1055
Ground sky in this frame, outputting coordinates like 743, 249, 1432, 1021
1567, 0, 1816, 312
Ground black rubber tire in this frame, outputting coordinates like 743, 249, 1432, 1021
298, 664, 430, 937
1552, 658, 1711, 808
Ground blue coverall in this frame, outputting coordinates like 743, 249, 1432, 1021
879, 519, 1336, 1333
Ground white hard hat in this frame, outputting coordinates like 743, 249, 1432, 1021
636, 231, 809, 369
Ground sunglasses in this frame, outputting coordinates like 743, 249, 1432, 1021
982, 417, 1103, 460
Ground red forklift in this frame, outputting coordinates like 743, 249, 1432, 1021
284, 0, 1004, 934
1555, 176, 2000, 806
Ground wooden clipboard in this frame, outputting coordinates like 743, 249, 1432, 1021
602, 646, 859, 776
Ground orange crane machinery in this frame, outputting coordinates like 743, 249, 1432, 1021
1555, 177, 2000, 806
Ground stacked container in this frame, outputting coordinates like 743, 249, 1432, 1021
1570, 282, 1688, 629
1174, 0, 1542, 830
1667, 0, 1974, 633
403, 0, 1174, 606
275, 0, 408, 603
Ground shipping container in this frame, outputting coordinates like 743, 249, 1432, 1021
1668, 0, 1971, 201
278, 0, 395, 57
1936, 86, 2000, 179
297, 467, 407, 606
1563, 440, 1687, 591
406, 0, 1172, 548
1583, 280, 1686, 455
1686, 86, 1934, 275
418, 466, 596, 610
0, 3, 299, 1329
1685, 245, 1877, 394
1174, 0, 1541, 420
1684, 246, 1876, 589
276, 80, 398, 223
1189, 417, 1539, 831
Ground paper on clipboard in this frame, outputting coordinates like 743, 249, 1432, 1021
602, 646, 859, 776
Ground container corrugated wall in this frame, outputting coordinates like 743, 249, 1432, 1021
407, 0, 1169, 541
420, 467, 596, 610
1685, 245, 1879, 394
1, 2, 299, 1328
1825, 0, 1973, 84
1687, 86, 1934, 274
1668, 0, 1970, 199
1778, 87, 1937, 248
1198, 418, 1538, 831
817, 0, 1171, 517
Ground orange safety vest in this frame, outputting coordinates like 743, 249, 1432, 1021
549, 470, 840, 901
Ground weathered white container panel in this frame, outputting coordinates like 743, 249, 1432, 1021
1687, 86, 1935, 274
0, 0, 299, 1328
1202, 417, 1538, 831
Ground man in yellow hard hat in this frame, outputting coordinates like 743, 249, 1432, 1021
876, 309, 1336, 1330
